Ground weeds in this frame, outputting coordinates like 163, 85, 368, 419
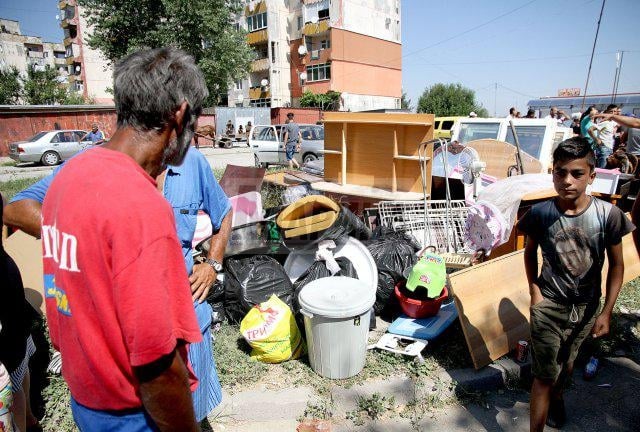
297, 397, 334, 422
346, 392, 395, 426
213, 323, 269, 389
0, 176, 42, 200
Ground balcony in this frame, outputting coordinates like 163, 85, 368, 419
249, 86, 271, 99
247, 29, 268, 46
303, 48, 331, 65
302, 19, 330, 36
244, 0, 266, 15
250, 57, 270, 72
27, 51, 44, 59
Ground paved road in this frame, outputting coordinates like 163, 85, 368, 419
0, 145, 255, 182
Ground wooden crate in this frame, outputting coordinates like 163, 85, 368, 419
321, 112, 434, 198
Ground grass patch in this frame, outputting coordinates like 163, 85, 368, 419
346, 392, 395, 426
213, 322, 269, 389
1, 160, 16, 167
0, 177, 42, 200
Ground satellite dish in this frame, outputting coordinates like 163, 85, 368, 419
260, 78, 269, 87
297, 45, 307, 56
55, 15, 60, 20
299, 72, 307, 81
75, 65, 81, 72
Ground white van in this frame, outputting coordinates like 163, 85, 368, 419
450, 117, 572, 171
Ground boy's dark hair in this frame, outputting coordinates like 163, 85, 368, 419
605, 104, 618, 113
552, 136, 596, 170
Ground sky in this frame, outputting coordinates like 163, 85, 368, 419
1, 0, 639, 115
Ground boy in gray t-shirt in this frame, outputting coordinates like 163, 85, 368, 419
517, 137, 634, 431
283, 112, 302, 169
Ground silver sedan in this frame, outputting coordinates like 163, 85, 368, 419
9, 130, 94, 166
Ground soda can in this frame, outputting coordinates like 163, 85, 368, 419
584, 356, 599, 380
516, 340, 529, 363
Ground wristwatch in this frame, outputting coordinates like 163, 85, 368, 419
205, 258, 223, 273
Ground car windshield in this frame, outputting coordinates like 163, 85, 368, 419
505, 126, 546, 158
457, 123, 500, 144
27, 132, 48, 142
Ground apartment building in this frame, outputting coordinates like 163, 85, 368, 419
58, 0, 113, 103
229, 0, 402, 112
0, 19, 66, 77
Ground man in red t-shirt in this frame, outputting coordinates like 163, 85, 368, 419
41, 47, 208, 431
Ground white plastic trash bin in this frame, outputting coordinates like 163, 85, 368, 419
298, 276, 376, 379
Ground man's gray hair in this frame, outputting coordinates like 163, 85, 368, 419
113, 47, 208, 131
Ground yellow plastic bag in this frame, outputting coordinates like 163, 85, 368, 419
240, 295, 306, 363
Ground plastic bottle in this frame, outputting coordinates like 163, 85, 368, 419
583, 356, 599, 380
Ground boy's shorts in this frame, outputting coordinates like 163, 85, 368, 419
529, 298, 599, 381
285, 143, 296, 161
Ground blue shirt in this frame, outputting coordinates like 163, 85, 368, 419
11, 146, 230, 275
86, 130, 104, 142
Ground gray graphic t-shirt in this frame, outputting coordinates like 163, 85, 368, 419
284, 122, 300, 145
518, 197, 634, 304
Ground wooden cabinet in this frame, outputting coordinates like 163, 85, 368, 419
317, 112, 434, 200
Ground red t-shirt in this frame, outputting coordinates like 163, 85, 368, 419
42, 147, 202, 410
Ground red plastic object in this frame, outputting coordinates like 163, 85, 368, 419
394, 282, 448, 319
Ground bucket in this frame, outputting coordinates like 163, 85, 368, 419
395, 281, 448, 319
298, 276, 375, 379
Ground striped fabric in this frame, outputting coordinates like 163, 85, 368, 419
9, 335, 36, 390
190, 301, 223, 421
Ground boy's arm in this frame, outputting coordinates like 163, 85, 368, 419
588, 125, 602, 146
523, 235, 543, 306
591, 242, 625, 338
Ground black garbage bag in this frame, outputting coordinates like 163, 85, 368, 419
224, 255, 294, 323
292, 256, 358, 313
364, 229, 421, 314
205, 281, 226, 326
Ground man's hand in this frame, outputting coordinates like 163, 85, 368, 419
530, 288, 544, 307
591, 312, 611, 338
189, 263, 216, 303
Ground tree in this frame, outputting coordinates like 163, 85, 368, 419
22, 66, 70, 105
77, 0, 254, 105
299, 90, 341, 111
417, 83, 488, 117
401, 90, 412, 111
0, 66, 22, 104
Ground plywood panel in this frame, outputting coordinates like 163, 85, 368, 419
4, 230, 45, 315
465, 139, 544, 178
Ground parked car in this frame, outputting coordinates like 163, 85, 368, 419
250, 123, 324, 168
433, 116, 462, 139
8, 130, 94, 166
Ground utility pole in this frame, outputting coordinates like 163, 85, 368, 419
611, 50, 624, 104
581, 0, 606, 110
494, 82, 497, 117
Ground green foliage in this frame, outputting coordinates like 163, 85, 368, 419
417, 83, 488, 117
0, 66, 22, 104
21, 66, 89, 105
0, 177, 42, 200
299, 90, 341, 111
346, 393, 395, 425
76, 0, 254, 105
401, 90, 412, 111
297, 397, 334, 422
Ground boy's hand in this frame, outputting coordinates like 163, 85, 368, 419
591, 312, 611, 338
530, 291, 544, 307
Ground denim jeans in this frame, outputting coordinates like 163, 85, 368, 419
596, 146, 612, 168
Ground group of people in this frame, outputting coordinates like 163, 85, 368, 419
2, 47, 233, 431
580, 104, 640, 174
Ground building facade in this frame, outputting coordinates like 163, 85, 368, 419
229, 0, 402, 112
58, 0, 113, 103
0, 19, 66, 77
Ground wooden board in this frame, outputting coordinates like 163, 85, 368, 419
311, 182, 425, 201
218, 164, 265, 197
4, 230, 45, 316
449, 250, 531, 369
465, 139, 544, 179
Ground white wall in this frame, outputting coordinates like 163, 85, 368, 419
78, 10, 113, 102
266, 0, 292, 107
332, 0, 401, 43
342, 93, 400, 112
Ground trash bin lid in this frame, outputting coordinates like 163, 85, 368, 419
298, 276, 376, 318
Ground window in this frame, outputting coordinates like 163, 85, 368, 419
457, 123, 500, 144
235, 80, 243, 90
234, 22, 240, 31
306, 63, 331, 82
505, 126, 547, 158
297, 16, 303, 30
250, 98, 271, 107
434, 121, 441, 129
271, 41, 276, 63
247, 12, 267, 32
318, 8, 329, 20
320, 39, 330, 49
442, 120, 454, 130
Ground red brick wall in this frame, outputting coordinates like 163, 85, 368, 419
270, 107, 322, 125
0, 109, 117, 156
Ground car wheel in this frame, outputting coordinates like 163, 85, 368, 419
41, 151, 61, 166
303, 153, 318, 164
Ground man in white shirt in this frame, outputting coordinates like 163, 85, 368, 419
544, 107, 571, 124
507, 107, 517, 120
596, 105, 617, 168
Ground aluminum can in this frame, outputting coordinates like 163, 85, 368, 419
516, 340, 529, 362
